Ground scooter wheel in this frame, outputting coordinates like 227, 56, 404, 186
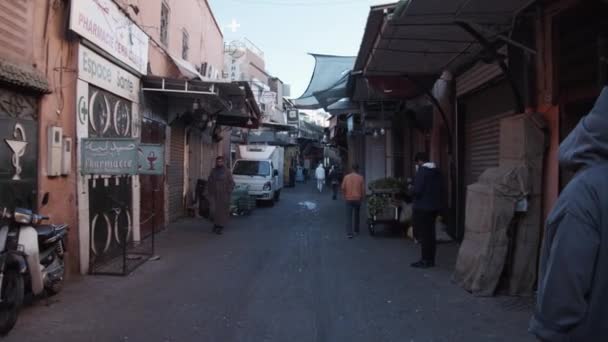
0, 271, 24, 336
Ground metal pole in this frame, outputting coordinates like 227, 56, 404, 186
122, 209, 128, 276
151, 179, 157, 256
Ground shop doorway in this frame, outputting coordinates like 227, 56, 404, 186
140, 119, 166, 237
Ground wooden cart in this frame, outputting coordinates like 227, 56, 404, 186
367, 188, 402, 236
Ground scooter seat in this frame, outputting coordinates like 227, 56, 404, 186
36, 224, 67, 245
36, 225, 55, 239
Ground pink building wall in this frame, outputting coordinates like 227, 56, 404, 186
32, 2, 80, 274
122, 0, 225, 76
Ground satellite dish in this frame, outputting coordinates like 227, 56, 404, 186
227, 40, 245, 59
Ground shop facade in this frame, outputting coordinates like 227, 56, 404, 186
69, 0, 149, 274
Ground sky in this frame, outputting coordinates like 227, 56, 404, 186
208, 0, 392, 99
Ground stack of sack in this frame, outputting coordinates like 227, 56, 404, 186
454, 113, 546, 297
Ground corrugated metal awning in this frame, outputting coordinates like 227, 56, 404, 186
142, 76, 261, 128
364, 0, 535, 76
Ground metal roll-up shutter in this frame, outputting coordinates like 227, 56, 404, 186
456, 47, 507, 97
464, 111, 512, 185
168, 122, 185, 222
187, 130, 202, 196
462, 80, 516, 186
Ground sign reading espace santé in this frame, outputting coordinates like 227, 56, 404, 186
78, 45, 140, 103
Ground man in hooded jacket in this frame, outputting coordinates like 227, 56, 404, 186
411, 152, 442, 268
530, 87, 608, 341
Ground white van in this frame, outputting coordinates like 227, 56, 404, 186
232, 145, 284, 204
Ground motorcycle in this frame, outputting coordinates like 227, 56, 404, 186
0, 192, 68, 335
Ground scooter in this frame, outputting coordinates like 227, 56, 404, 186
0, 192, 68, 335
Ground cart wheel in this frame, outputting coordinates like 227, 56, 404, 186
368, 223, 376, 236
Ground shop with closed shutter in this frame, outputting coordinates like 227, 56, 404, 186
140, 103, 168, 236
457, 76, 516, 188
168, 120, 186, 222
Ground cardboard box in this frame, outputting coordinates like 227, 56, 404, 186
499, 113, 547, 161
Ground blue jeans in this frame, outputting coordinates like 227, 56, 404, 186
346, 201, 361, 235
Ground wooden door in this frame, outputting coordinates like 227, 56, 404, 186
140, 119, 166, 237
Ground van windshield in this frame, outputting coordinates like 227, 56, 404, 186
233, 160, 271, 176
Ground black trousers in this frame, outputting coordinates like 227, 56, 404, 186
331, 182, 339, 198
346, 201, 361, 235
413, 209, 438, 263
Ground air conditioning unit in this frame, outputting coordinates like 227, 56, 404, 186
200, 62, 208, 76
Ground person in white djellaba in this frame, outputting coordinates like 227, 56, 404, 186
315, 163, 326, 193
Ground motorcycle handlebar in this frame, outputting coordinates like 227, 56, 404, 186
1, 208, 11, 219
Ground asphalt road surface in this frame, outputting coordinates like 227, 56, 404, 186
7, 185, 534, 342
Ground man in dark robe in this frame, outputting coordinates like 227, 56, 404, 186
207, 156, 234, 235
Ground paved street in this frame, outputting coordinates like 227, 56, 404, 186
8, 185, 533, 342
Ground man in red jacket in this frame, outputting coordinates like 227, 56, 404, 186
341, 164, 365, 238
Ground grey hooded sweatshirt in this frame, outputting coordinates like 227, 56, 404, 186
530, 87, 608, 341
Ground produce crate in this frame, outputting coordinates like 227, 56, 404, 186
230, 184, 256, 215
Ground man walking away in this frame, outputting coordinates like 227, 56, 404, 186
411, 152, 442, 268
530, 87, 608, 341
328, 165, 339, 200
207, 156, 235, 235
342, 164, 365, 238
315, 163, 326, 193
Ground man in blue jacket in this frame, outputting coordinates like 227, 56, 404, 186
530, 87, 608, 341
411, 152, 442, 268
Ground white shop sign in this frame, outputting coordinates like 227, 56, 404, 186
78, 45, 140, 103
69, 0, 149, 75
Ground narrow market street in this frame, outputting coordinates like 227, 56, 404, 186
8, 185, 533, 342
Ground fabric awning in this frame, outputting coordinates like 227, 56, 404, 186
326, 98, 359, 116
294, 54, 356, 110
355, 0, 535, 97
142, 76, 261, 128
170, 55, 204, 80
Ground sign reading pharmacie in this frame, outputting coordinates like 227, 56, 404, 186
69, 0, 149, 75
82, 138, 138, 175
78, 44, 140, 103
82, 139, 165, 176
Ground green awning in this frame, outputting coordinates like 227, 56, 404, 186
294, 54, 355, 110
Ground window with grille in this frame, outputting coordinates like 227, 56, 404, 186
182, 30, 189, 60
160, 2, 169, 46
